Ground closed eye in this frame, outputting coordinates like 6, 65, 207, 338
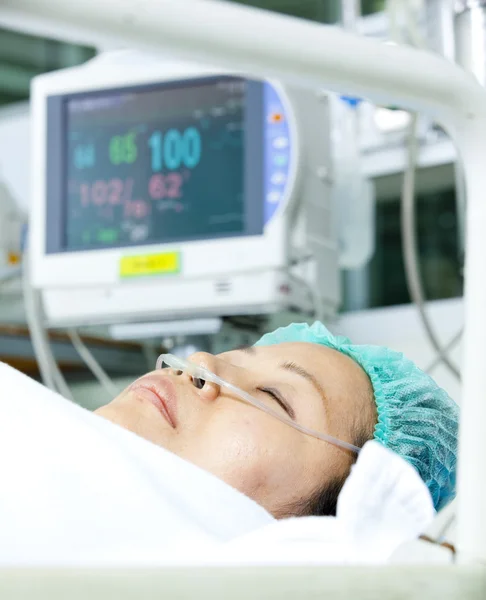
258, 387, 295, 419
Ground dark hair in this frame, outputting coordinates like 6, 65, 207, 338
288, 406, 376, 517
291, 419, 375, 517
295, 470, 351, 517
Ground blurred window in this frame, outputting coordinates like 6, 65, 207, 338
0, 27, 95, 107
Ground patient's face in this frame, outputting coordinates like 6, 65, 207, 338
96, 342, 374, 517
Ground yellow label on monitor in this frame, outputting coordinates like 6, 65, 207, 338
120, 252, 180, 278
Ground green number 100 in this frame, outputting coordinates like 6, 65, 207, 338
148, 127, 201, 172
109, 132, 138, 165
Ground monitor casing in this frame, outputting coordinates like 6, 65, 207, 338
30, 52, 338, 328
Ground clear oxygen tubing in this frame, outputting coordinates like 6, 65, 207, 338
157, 353, 361, 454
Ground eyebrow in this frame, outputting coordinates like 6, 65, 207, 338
236, 346, 328, 412
279, 361, 329, 414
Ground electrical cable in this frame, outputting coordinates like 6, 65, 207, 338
67, 328, 119, 399
22, 257, 55, 391
288, 247, 326, 323
22, 248, 74, 399
0, 266, 22, 285
425, 327, 463, 375
400, 114, 461, 380
386, 0, 462, 380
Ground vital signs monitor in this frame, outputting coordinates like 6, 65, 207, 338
30, 51, 338, 327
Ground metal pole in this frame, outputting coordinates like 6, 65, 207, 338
341, 0, 361, 31
455, 0, 486, 86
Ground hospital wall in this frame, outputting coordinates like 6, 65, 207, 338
337, 297, 462, 403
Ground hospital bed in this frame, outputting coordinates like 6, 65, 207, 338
0, 0, 485, 596
0, 565, 485, 599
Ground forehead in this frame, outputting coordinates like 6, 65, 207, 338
255, 342, 362, 376
228, 341, 372, 406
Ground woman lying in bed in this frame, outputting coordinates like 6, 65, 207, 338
0, 321, 458, 565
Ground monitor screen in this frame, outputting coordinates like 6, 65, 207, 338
46, 76, 265, 253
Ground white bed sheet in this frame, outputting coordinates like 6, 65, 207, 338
0, 362, 434, 566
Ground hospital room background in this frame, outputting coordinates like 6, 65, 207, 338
0, 0, 467, 410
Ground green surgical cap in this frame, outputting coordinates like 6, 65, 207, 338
255, 321, 459, 511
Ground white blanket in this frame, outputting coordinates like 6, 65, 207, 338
0, 363, 434, 565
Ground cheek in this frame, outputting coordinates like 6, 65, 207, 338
180, 409, 314, 501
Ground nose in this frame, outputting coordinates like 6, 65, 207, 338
176, 351, 221, 403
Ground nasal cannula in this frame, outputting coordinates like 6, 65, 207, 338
157, 353, 360, 454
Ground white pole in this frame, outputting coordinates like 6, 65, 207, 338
341, 0, 361, 31
2, 0, 486, 562
454, 121, 486, 563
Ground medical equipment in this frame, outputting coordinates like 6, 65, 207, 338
28, 51, 338, 329
158, 352, 360, 453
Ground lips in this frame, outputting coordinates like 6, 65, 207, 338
129, 374, 178, 428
